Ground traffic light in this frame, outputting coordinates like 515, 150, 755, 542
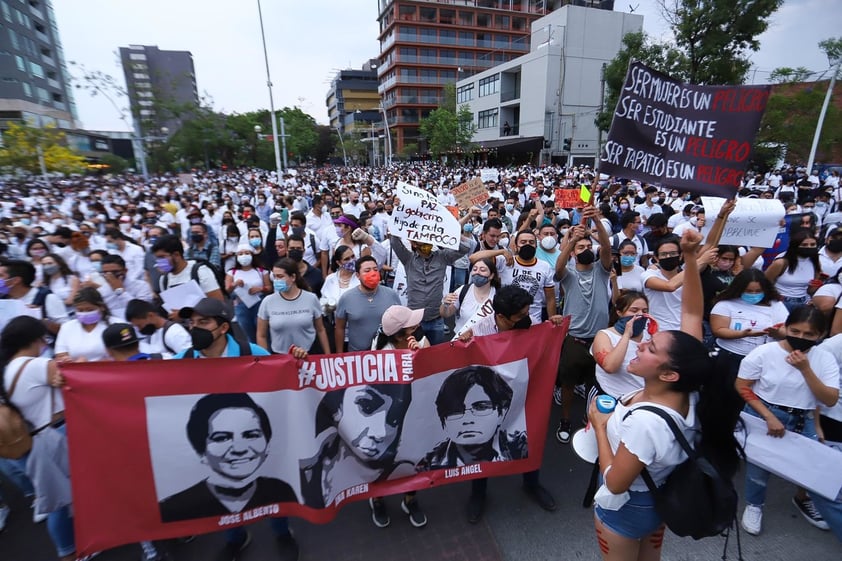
563, 137, 572, 152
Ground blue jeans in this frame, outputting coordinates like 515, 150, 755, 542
0, 456, 35, 497
225, 517, 290, 544
421, 317, 445, 346
743, 403, 817, 507
235, 301, 260, 343
595, 489, 663, 539
782, 295, 809, 312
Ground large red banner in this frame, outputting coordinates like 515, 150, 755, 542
61, 321, 567, 555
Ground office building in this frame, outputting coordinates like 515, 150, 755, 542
119, 45, 198, 135
326, 59, 381, 136
456, 4, 641, 165
376, 1, 616, 153
0, 0, 77, 131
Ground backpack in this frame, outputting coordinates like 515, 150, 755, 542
31, 286, 52, 319
162, 260, 229, 299
624, 405, 738, 540
0, 359, 35, 459
610, 233, 645, 255
160, 320, 178, 355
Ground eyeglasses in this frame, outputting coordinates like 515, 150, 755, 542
445, 400, 496, 421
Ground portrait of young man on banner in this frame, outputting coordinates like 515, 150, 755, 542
299, 383, 414, 508
153, 393, 298, 523
416, 365, 528, 470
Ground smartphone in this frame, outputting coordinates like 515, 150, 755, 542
613, 259, 623, 277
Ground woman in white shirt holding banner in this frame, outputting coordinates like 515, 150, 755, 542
440, 257, 500, 337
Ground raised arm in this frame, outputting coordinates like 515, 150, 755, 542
678, 229, 704, 340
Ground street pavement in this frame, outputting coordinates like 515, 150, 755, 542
1, 398, 839, 561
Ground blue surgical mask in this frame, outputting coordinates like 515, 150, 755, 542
463, 223, 474, 234
106, 242, 118, 251
470, 274, 490, 287
620, 255, 636, 267
741, 293, 764, 305
91, 261, 102, 273
273, 279, 288, 293
249, 238, 261, 248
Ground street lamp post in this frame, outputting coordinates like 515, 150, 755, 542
136, 126, 169, 180
807, 56, 842, 174
379, 102, 392, 166
334, 125, 348, 166
256, 0, 283, 179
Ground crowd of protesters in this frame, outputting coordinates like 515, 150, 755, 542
0, 160, 840, 561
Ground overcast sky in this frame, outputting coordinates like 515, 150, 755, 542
53, 0, 839, 132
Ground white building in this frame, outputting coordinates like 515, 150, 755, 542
455, 4, 642, 166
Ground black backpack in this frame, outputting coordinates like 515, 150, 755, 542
623, 405, 738, 540
161, 260, 229, 299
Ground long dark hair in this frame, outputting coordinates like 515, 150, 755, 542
470, 257, 502, 289
782, 228, 819, 274
714, 269, 780, 306
663, 331, 743, 478
272, 258, 311, 292
0, 316, 47, 407
43, 253, 74, 280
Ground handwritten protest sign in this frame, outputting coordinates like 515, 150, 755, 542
600, 62, 770, 197
554, 188, 583, 209
390, 181, 462, 249
177, 173, 194, 185
701, 197, 784, 248
451, 177, 490, 210
480, 168, 499, 183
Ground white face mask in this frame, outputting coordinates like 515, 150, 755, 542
540, 236, 558, 250
236, 254, 253, 267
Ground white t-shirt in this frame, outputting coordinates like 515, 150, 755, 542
642, 268, 683, 331
499, 258, 554, 324
606, 390, 697, 491
738, 342, 839, 410
710, 299, 789, 355
3, 356, 62, 429
228, 267, 266, 309
634, 203, 663, 222
819, 247, 842, 278
54, 318, 117, 362
321, 272, 360, 307
774, 257, 815, 299
159, 260, 220, 295
817, 334, 842, 423
591, 328, 645, 398
616, 265, 645, 292
139, 321, 193, 357
451, 284, 496, 335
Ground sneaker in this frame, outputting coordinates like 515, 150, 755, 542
741, 505, 763, 535
524, 484, 557, 512
401, 496, 427, 528
369, 497, 390, 528
466, 494, 486, 524
0, 504, 9, 532
574, 384, 587, 399
33, 509, 48, 524
275, 531, 300, 561
792, 496, 830, 530
216, 531, 251, 561
552, 386, 563, 406
556, 419, 572, 444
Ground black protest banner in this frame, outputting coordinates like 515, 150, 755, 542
600, 61, 771, 197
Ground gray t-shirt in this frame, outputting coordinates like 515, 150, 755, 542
335, 286, 401, 351
257, 291, 322, 353
560, 262, 611, 338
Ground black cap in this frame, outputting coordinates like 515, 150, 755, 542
102, 323, 140, 349
178, 298, 234, 323
647, 213, 668, 227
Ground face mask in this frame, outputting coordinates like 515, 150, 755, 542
190, 233, 204, 243
361, 270, 381, 289
417, 244, 433, 257
288, 249, 304, 262
505, 203, 514, 212
30, 249, 47, 258
786, 335, 818, 353
76, 310, 102, 325
273, 279, 288, 293
291, 226, 305, 238
236, 254, 253, 266
614, 315, 647, 337
517, 245, 536, 261
540, 236, 557, 250
91, 261, 103, 273
190, 327, 217, 350
576, 248, 595, 265
106, 242, 119, 251
658, 256, 681, 271
651, 196, 660, 204
341, 261, 356, 272
0, 278, 9, 297
249, 238, 261, 248
20, 218, 31, 225
559, 228, 569, 237
154, 257, 172, 273
741, 293, 764, 305
148, 236, 159, 246
716, 259, 734, 272
43, 265, 59, 276
335, 226, 345, 238
463, 223, 474, 234
471, 274, 490, 287
620, 255, 636, 267
139, 324, 157, 336
797, 247, 818, 258
828, 239, 842, 253
619, 203, 629, 211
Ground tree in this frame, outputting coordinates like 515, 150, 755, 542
419, 84, 476, 160
658, 0, 783, 85
277, 107, 319, 163
0, 122, 87, 174
769, 67, 814, 84
98, 153, 130, 174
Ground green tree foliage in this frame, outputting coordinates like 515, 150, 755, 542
0, 122, 87, 174
419, 84, 477, 160
658, 0, 783, 85
769, 67, 814, 84
277, 107, 319, 164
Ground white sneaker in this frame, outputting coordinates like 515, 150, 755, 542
0, 504, 10, 532
33, 509, 48, 524
741, 504, 763, 535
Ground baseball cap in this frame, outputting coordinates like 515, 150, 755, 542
102, 323, 140, 349
381, 305, 424, 337
179, 298, 234, 323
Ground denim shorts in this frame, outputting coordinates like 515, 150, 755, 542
595, 489, 663, 539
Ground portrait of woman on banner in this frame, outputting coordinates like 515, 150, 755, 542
416, 365, 528, 471
158, 393, 297, 522
299, 383, 413, 508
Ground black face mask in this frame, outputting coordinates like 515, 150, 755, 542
576, 248, 595, 265
797, 247, 818, 258
786, 335, 818, 353
658, 256, 681, 271
517, 245, 536, 261
190, 233, 204, 243
288, 249, 304, 262
190, 327, 217, 350
513, 316, 532, 330
139, 324, 156, 336
828, 239, 842, 253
